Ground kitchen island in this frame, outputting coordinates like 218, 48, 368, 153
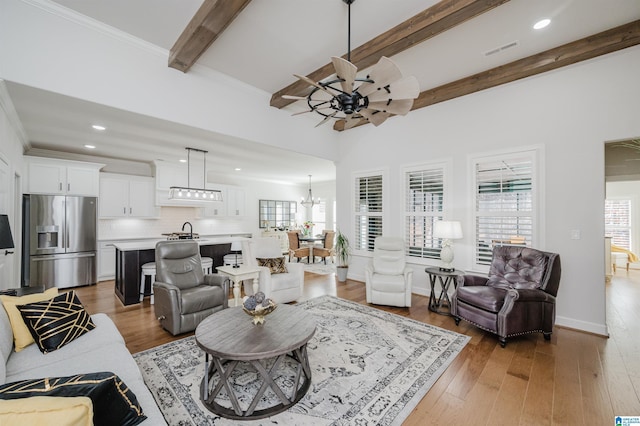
113, 236, 251, 306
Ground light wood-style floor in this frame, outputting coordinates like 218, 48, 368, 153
74, 270, 640, 425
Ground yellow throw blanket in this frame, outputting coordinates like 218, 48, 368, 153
611, 244, 639, 263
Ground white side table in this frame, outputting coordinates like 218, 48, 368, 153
216, 265, 261, 307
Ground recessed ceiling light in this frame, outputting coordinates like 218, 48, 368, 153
84, 144, 96, 149
179, 159, 187, 163
235, 168, 242, 171
533, 19, 551, 30
92, 124, 106, 131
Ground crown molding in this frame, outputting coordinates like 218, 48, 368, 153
19, 0, 168, 58
0, 80, 30, 150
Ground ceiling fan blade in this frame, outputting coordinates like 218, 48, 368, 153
292, 109, 313, 116
282, 95, 308, 101
309, 89, 334, 103
343, 115, 364, 130
294, 74, 339, 96
367, 99, 414, 116
331, 56, 357, 94
360, 109, 390, 127
356, 56, 403, 97
367, 76, 420, 103
315, 111, 338, 128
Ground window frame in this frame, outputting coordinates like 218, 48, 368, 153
469, 147, 542, 271
402, 160, 451, 263
352, 169, 388, 255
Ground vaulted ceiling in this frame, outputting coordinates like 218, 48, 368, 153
6, 0, 640, 182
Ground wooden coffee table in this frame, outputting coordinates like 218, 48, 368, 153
195, 304, 316, 419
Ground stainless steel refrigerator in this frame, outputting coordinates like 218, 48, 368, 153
22, 195, 97, 289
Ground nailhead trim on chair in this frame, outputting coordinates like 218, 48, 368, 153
456, 316, 546, 340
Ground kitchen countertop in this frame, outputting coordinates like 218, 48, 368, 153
112, 236, 251, 251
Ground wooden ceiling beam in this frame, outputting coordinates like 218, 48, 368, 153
333, 19, 640, 131
270, 0, 510, 109
169, 0, 253, 73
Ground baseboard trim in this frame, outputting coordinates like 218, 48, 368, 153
555, 315, 609, 337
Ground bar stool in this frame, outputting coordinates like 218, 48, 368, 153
201, 257, 213, 274
223, 254, 243, 266
140, 262, 156, 304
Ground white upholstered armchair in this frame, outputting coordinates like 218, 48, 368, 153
241, 238, 304, 303
365, 237, 413, 307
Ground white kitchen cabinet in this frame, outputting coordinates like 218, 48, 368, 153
98, 242, 116, 281
26, 157, 104, 196
227, 186, 245, 216
200, 186, 227, 217
99, 173, 157, 218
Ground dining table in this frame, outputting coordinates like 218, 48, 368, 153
298, 235, 325, 263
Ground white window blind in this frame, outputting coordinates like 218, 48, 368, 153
474, 153, 535, 266
605, 199, 631, 250
355, 174, 383, 252
404, 166, 445, 259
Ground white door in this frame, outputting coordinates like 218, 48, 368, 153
0, 156, 14, 289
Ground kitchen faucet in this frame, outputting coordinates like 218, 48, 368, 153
182, 222, 193, 239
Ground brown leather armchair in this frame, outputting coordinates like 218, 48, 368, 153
153, 240, 229, 335
451, 246, 561, 347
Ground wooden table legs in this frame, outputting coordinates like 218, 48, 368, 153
200, 345, 312, 419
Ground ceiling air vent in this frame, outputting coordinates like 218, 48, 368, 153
484, 40, 519, 57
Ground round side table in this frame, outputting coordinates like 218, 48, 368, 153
425, 267, 465, 315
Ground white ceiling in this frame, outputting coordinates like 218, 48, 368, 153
6, 0, 640, 184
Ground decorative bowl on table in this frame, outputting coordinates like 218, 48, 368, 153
242, 292, 277, 325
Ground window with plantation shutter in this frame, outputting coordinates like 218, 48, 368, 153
473, 150, 538, 267
605, 199, 631, 250
354, 172, 384, 252
404, 163, 446, 260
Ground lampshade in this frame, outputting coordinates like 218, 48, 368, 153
230, 241, 242, 252
0, 214, 14, 250
433, 221, 463, 240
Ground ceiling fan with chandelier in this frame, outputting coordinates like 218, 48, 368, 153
283, 0, 419, 129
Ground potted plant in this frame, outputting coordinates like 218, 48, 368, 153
335, 230, 351, 282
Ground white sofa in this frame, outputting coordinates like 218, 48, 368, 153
0, 305, 165, 424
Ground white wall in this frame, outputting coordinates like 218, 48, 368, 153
0, 82, 27, 288
335, 46, 640, 336
0, 0, 339, 161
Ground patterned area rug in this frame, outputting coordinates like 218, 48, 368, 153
134, 295, 469, 425
303, 261, 336, 275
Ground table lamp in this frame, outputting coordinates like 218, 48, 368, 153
0, 214, 15, 255
230, 241, 242, 268
434, 220, 463, 272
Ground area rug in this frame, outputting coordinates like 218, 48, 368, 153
303, 261, 336, 275
134, 295, 469, 425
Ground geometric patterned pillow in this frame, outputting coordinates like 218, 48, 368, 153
0, 372, 146, 426
256, 257, 288, 274
16, 291, 95, 354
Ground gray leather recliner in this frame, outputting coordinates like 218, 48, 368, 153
153, 240, 229, 335
451, 246, 561, 347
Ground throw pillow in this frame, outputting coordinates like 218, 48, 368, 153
17, 291, 95, 354
0, 372, 146, 426
0, 287, 59, 352
0, 396, 93, 426
256, 257, 288, 274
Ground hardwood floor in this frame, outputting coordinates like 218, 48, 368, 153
73, 270, 640, 425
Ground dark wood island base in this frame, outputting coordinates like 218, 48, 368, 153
114, 241, 233, 306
